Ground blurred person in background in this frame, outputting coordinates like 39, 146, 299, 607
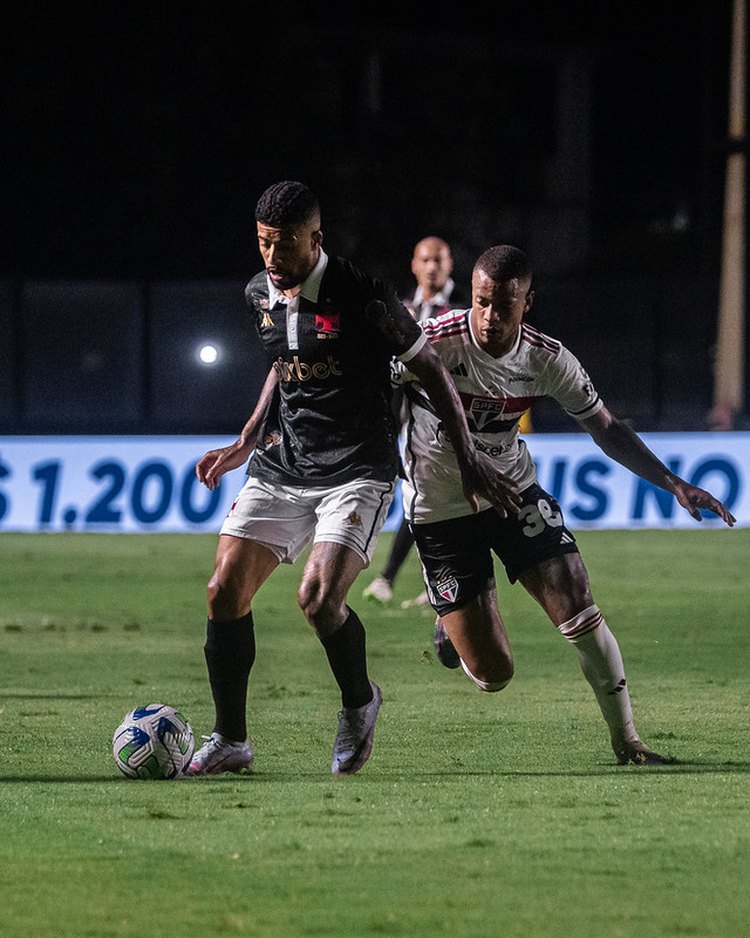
394, 243, 735, 766
363, 237, 468, 608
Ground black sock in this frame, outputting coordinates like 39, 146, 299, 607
204, 613, 256, 741
382, 519, 415, 584
321, 607, 373, 709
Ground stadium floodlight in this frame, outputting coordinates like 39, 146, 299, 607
197, 343, 220, 365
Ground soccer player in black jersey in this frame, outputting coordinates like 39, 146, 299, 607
186, 182, 520, 777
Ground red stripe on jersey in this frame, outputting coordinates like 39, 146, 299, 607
521, 323, 560, 353
427, 326, 465, 344
422, 312, 468, 341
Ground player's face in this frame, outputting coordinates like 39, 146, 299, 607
257, 219, 322, 292
471, 268, 534, 357
411, 241, 453, 295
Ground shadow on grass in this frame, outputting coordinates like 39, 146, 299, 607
1, 762, 749, 783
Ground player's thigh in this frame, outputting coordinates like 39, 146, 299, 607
442, 584, 512, 672
518, 552, 594, 626
209, 534, 281, 605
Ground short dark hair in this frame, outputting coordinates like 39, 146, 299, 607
474, 245, 532, 283
255, 180, 320, 227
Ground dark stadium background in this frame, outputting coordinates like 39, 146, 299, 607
1, 1, 745, 434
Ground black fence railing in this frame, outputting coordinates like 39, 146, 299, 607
0, 274, 728, 436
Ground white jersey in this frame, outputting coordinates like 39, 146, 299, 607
394, 308, 604, 524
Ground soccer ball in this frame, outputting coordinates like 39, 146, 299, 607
112, 703, 195, 779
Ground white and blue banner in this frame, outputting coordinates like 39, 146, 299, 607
0, 437, 247, 534
0, 433, 747, 533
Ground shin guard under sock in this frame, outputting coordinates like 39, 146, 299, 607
204, 612, 256, 742
321, 607, 372, 709
558, 604, 638, 745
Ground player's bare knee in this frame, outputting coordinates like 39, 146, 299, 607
207, 575, 242, 621
206, 575, 223, 611
297, 587, 339, 637
296, 581, 318, 620
461, 657, 514, 692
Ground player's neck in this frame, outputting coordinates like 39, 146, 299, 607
282, 251, 320, 299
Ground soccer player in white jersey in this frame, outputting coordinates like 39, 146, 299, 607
394, 244, 736, 766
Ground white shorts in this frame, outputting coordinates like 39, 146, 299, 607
220, 475, 396, 565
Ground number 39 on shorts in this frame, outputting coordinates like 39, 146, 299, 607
519, 498, 563, 537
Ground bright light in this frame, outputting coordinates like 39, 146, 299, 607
197, 343, 220, 365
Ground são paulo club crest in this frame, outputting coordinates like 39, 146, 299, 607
435, 575, 459, 603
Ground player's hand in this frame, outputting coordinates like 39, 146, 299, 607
195, 439, 253, 490
673, 480, 736, 526
460, 451, 521, 518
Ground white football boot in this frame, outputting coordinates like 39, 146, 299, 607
186, 732, 254, 775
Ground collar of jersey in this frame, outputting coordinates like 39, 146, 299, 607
413, 276, 455, 309
267, 249, 329, 306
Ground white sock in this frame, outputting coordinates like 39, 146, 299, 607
558, 604, 639, 745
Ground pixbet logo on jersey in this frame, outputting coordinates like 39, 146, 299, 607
273, 355, 343, 381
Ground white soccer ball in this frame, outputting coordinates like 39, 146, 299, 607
112, 703, 195, 779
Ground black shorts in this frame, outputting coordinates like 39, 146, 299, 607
411, 483, 579, 616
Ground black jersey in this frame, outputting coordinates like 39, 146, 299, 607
245, 251, 426, 487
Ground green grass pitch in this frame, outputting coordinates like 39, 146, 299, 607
0, 529, 748, 937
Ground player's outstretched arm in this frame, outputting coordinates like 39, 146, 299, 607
581, 406, 736, 526
406, 342, 521, 517
196, 367, 279, 490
